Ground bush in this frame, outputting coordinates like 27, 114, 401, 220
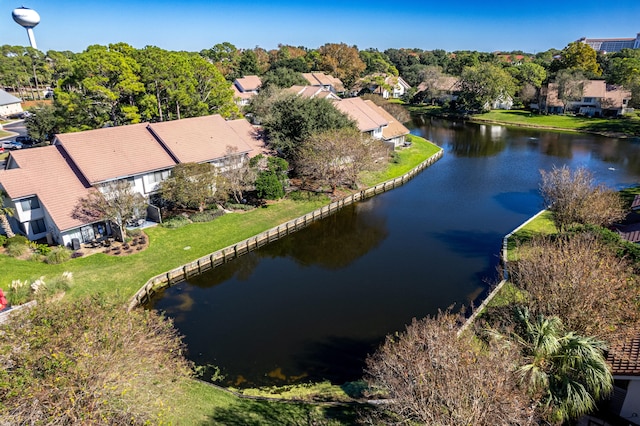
0, 234, 6, 246
5, 242, 28, 257
255, 170, 285, 200
128, 228, 142, 237
162, 215, 191, 229
190, 209, 224, 222
6, 235, 28, 246
45, 246, 71, 264
0, 295, 193, 424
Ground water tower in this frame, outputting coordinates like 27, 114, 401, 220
12, 7, 40, 49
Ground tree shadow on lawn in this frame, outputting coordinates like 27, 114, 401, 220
203, 398, 363, 425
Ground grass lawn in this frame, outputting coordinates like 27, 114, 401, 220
472, 110, 640, 137
170, 380, 365, 425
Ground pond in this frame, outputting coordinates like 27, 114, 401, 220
149, 117, 640, 387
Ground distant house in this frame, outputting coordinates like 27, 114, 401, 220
302, 72, 345, 94
354, 74, 412, 99
332, 97, 388, 140
539, 80, 632, 117
0, 115, 263, 246
605, 335, 640, 424
286, 85, 341, 100
232, 75, 262, 106
363, 100, 410, 148
577, 33, 640, 53
0, 89, 23, 118
416, 76, 462, 104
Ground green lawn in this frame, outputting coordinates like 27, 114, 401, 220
472, 110, 640, 137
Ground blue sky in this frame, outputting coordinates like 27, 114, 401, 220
0, 0, 639, 54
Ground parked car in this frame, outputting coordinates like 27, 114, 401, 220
0, 140, 23, 150
15, 135, 36, 147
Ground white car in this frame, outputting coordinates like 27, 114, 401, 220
0, 140, 23, 150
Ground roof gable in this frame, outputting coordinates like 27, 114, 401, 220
333, 97, 388, 132
0, 146, 91, 232
0, 89, 22, 106
363, 100, 410, 140
55, 123, 177, 185
148, 115, 254, 164
234, 75, 262, 92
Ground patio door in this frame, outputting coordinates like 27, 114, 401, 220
80, 225, 95, 243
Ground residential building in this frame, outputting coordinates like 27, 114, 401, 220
232, 75, 262, 106
286, 85, 341, 100
416, 76, 462, 104
577, 33, 640, 53
363, 100, 410, 148
0, 115, 262, 246
332, 97, 389, 140
539, 80, 632, 117
302, 72, 345, 94
0, 89, 23, 118
353, 74, 412, 99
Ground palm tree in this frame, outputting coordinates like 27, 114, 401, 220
508, 307, 612, 424
0, 190, 15, 238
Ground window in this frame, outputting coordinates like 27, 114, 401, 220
148, 170, 169, 184
20, 197, 40, 211
30, 218, 46, 234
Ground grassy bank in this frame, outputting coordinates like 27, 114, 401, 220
472, 110, 640, 137
1, 135, 441, 302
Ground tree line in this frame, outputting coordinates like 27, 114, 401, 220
3, 40, 639, 138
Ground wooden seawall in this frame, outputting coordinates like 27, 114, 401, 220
128, 149, 444, 311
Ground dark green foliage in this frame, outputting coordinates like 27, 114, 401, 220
0, 235, 6, 246
6, 235, 28, 246
261, 67, 308, 89
253, 155, 289, 200
256, 171, 285, 199
261, 94, 356, 158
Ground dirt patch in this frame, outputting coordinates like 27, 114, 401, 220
93, 233, 149, 257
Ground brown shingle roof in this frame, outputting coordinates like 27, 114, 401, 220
55, 123, 177, 185
148, 115, 254, 163
363, 100, 410, 141
234, 75, 262, 92
302, 72, 345, 92
226, 118, 269, 158
0, 146, 91, 231
332, 97, 388, 132
607, 335, 640, 376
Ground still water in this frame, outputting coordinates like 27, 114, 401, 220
149, 117, 640, 387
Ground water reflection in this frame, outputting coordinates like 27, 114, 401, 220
260, 202, 388, 269
150, 118, 640, 387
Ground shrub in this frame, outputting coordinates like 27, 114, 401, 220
45, 246, 71, 264
0, 295, 193, 424
34, 243, 52, 256
162, 216, 191, 229
128, 228, 142, 237
6, 235, 28, 246
5, 242, 28, 257
0, 234, 6, 246
190, 209, 224, 222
